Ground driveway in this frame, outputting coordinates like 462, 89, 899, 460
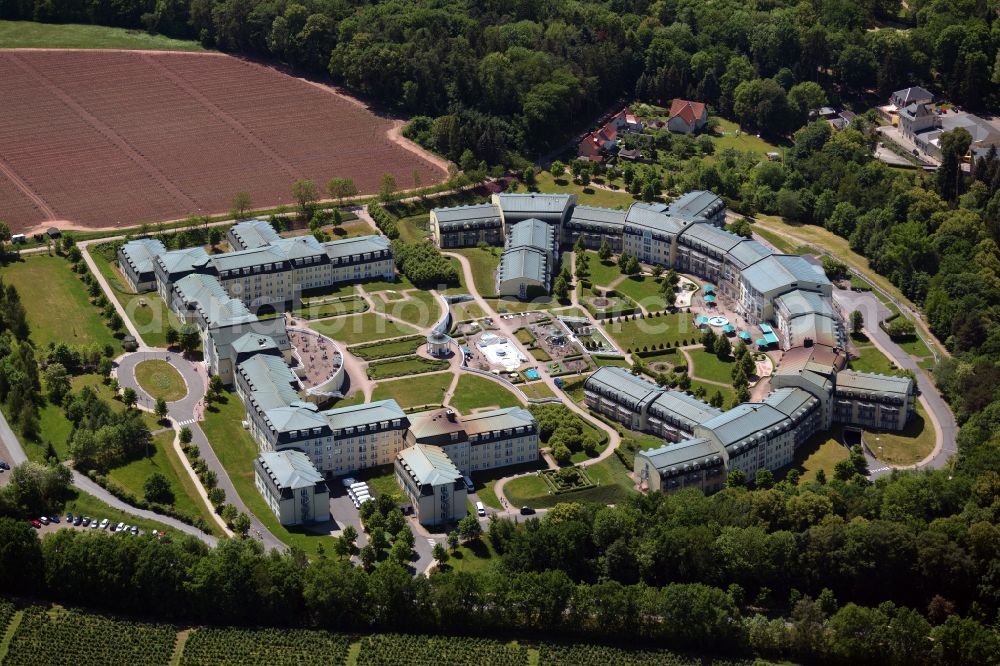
832, 288, 957, 476
115, 350, 286, 551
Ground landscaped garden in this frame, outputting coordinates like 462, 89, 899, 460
685, 348, 736, 384
603, 312, 697, 351
503, 455, 634, 508
369, 289, 443, 327
291, 295, 368, 319
370, 373, 452, 410
366, 355, 449, 380
134, 360, 187, 402
310, 312, 419, 345
448, 374, 522, 414
350, 335, 424, 361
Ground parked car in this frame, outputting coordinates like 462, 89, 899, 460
0, 460, 9, 470
30, 519, 42, 529
130, 526, 139, 535
81, 516, 90, 526
49, 515, 60, 524
90, 520, 99, 529
73, 515, 83, 526
116, 522, 125, 532
100, 518, 109, 529
66, 512, 74, 524
39, 516, 49, 525
520, 506, 536, 515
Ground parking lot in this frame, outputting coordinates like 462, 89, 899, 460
29, 513, 165, 539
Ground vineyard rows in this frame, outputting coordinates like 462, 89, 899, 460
0, 600, 14, 636
356, 634, 527, 666
2, 606, 176, 666
538, 643, 759, 666
180, 627, 350, 665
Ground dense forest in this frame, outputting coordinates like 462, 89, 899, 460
1, 0, 996, 163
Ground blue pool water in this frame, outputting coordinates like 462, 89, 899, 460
525, 369, 540, 380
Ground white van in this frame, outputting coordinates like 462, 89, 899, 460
476, 501, 486, 517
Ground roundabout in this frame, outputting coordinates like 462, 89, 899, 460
133, 359, 188, 402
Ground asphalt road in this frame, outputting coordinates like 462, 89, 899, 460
832, 288, 958, 476
115, 350, 286, 551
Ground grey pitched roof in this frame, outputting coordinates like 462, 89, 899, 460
775, 289, 835, 319
157, 246, 211, 276
210, 235, 327, 273
323, 399, 407, 430
939, 113, 1000, 145
494, 193, 575, 216
639, 438, 725, 474
726, 240, 772, 270
893, 86, 933, 105
624, 202, 691, 237
568, 205, 627, 231
323, 234, 391, 260
649, 390, 723, 429
836, 370, 913, 397
238, 353, 301, 411
496, 247, 548, 285
740, 255, 830, 295
211, 317, 290, 364
173, 274, 255, 328
584, 366, 663, 412
787, 313, 843, 349
679, 222, 744, 255
397, 444, 462, 486
901, 102, 934, 120
432, 203, 502, 229
264, 405, 328, 433
761, 387, 818, 419
231, 333, 279, 357
257, 450, 324, 490
119, 238, 167, 275
667, 190, 725, 221
229, 220, 280, 250
698, 402, 789, 447
507, 218, 554, 254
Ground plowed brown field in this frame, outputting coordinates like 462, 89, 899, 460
0, 50, 448, 233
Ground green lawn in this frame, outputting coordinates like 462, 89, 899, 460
686, 380, 734, 409
603, 312, 698, 352
593, 356, 630, 368
291, 296, 368, 320
2, 255, 120, 352
106, 430, 223, 536
850, 344, 904, 376
350, 336, 423, 360
583, 253, 622, 286
310, 312, 419, 345
448, 374, 522, 414
490, 296, 564, 313
894, 335, 934, 362
782, 427, 850, 483
366, 356, 449, 380
614, 275, 668, 311
395, 215, 430, 244
709, 118, 787, 155
134, 360, 187, 402
0, 20, 206, 50
369, 289, 442, 328
520, 382, 556, 399
449, 248, 500, 298
451, 300, 486, 322
534, 172, 635, 208
88, 248, 183, 348
686, 348, 736, 384
370, 373, 452, 410
446, 536, 498, 574
470, 461, 549, 510
559, 376, 588, 404
868, 402, 934, 466
301, 282, 359, 303
200, 392, 337, 557
504, 456, 634, 509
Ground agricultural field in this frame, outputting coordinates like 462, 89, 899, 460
2, 254, 120, 351
538, 642, 753, 666
0, 20, 206, 50
0, 50, 445, 232
179, 627, 350, 666
134, 360, 187, 402
370, 373, 452, 410
310, 312, 419, 345
357, 634, 527, 666
3, 606, 177, 666
449, 374, 523, 413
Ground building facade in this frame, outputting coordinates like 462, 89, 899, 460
254, 450, 330, 526
395, 444, 468, 527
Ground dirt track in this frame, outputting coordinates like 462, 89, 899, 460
0, 49, 449, 233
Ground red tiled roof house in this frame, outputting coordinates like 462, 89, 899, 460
668, 99, 708, 134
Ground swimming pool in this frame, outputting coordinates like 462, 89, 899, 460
525, 369, 540, 380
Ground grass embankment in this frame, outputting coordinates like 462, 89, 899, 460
134, 360, 187, 402
868, 402, 935, 466
448, 248, 500, 298
448, 374, 523, 413
782, 427, 850, 483
200, 392, 336, 557
0, 20, 207, 50
106, 430, 223, 536
533, 172, 635, 208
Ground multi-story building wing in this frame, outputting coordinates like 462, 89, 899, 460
492, 193, 575, 231
430, 203, 503, 248
563, 205, 626, 251
117, 238, 167, 292
667, 190, 726, 226
395, 444, 468, 527
584, 366, 664, 431
833, 371, 916, 432
153, 246, 213, 301
621, 202, 692, 266
738, 255, 832, 325
675, 222, 744, 286
254, 450, 330, 526
406, 407, 539, 475
635, 437, 726, 494
774, 289, 846, 350
324, 400, 410, 474
647, 390, 724, 442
